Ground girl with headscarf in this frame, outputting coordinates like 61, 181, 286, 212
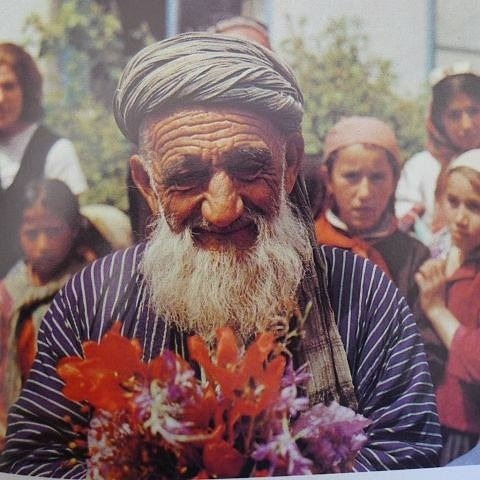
395, 63, 480, 247
315, 116, 431, 309
416, 149, 480, 464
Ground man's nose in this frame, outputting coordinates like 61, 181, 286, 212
201, 172, 244, 227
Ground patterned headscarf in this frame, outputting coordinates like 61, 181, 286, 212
113, 32, 357, 410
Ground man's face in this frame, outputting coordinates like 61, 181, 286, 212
133, 107, 299, 252
0, 63, 23, 134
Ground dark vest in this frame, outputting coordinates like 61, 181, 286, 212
0, 125, 59, 276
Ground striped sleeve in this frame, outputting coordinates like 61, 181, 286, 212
0, 245, 161, 478
322, 246, 442, 470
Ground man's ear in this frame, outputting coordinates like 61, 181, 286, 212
284, 132, 304, 193
130, 154, 161, 215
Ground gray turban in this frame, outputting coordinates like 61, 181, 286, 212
113, 32, 304, 144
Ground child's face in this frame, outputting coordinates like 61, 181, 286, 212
445, 170, 480, 256
442, 92, 480, 151
20, 203, 76, 280
326, 144, 396, 233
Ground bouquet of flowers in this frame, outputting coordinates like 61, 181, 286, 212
57, 323, 370, 479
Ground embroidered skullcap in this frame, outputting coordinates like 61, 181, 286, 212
447, 148, 480, 174
113, 32, 303, 144
323, 116, 402, 175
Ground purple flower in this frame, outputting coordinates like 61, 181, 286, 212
252, 429, 313, 476
273, 361, 311, 417
281, 361, 311, 389
292, 401, 371, 473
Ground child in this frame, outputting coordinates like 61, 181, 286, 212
0, 179, 86, 441
416, 148, 480, 464
396, 63, 480, 244
0, 181, 134, 444
315, 116, 430, 308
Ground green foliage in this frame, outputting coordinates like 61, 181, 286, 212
43, 94, 130, 210
24, 0, 150, 210
281, 17, 428, 161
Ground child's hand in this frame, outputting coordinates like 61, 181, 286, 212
415, 258, 447, 316
415, 258, 460, 349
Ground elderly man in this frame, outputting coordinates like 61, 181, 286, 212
0, 33, 440, 476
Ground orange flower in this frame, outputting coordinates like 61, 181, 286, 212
202, 439, 246, 477
188, 328, 286, 437
57, 323, 147, 412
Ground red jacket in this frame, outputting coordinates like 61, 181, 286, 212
436, 253, 480, 433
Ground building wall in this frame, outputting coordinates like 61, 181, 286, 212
435, 0, 480, 72
2, 0, 480, 96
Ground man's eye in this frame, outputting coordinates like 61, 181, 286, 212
229, 162, 264, 180
170, 179, 198, 191
164, 171, 209, 191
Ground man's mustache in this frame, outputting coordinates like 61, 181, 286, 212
189, 211, 261, 236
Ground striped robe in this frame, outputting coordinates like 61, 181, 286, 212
0, 244, 441, 477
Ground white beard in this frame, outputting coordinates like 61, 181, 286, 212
140, 197, 312, 343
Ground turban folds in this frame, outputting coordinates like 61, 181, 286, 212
113, 32, 304, 144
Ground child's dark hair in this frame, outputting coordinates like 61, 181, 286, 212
431, 74, 480, 135
23, 179, 81, 229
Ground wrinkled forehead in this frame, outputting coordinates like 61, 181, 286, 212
139, 105, 286, 150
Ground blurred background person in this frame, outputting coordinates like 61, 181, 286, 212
209, 15, 271, 49
0, 179, 132, 445
0, 43, 87, 276
79, 203, 133, 262
396, 63, 480, 247
315, 116, 430, 308
302, 152, 326, 219
416, 149, 480, 465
